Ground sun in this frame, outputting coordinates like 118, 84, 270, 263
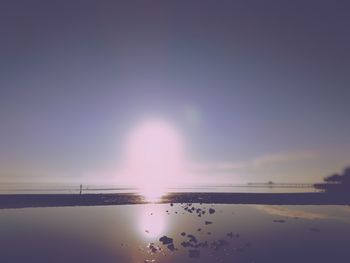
121, 118, 186, 201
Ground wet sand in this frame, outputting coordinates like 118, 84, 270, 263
0, 192, 350, 209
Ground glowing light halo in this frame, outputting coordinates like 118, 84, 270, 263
121, 118, 186, 201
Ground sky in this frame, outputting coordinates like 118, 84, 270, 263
1, 0, 350, 185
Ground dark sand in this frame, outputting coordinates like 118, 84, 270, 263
0, 192, 350, 209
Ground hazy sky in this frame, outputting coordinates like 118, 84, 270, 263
1, 0, 350, 185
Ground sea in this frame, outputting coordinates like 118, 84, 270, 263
0, 184, 349, 263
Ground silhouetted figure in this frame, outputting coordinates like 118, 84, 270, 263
314, 166, 350, 195
80, 184, 83, 195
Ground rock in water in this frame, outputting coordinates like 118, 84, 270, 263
159, 236, 173, 245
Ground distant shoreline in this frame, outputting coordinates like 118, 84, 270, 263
0, 192, 349, 209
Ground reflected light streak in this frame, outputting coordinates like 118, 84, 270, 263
139, 204, 166, 239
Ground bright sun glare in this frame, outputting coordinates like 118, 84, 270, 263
122, 119, 186, 201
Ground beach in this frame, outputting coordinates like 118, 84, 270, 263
0, 192, 350, 209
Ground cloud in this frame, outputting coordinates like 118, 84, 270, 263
187, 151, 323, 184
252, 152, 318, 167
189, 161, 245, 172
189, 151, 319, 174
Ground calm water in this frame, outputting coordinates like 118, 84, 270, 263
1, 202, 349, 262
0, 183, 318, 194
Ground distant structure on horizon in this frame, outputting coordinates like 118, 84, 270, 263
314, 166, 350, 194
247, 181, 313, 188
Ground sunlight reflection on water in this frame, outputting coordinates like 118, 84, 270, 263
139, 204, 167, 239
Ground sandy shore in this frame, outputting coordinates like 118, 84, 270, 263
0, 192, 349, 209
